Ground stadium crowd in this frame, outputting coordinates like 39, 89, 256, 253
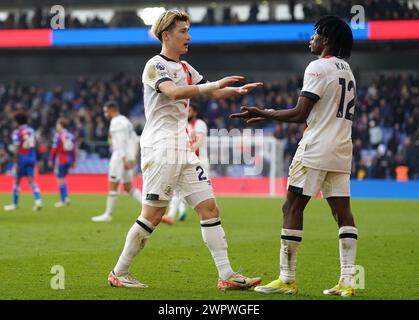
0, 72, 418, 180
0, 0, 418, 29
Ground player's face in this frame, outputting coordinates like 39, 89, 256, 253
103, 106, 111, 120
165, 21, 191, 55
309, 31, 325, 55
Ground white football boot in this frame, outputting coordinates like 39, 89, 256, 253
108, 271, 148, 288
4, 204, 18, 211
91, 213, 112, 222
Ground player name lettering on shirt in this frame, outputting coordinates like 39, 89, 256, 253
335, 62, 350, 71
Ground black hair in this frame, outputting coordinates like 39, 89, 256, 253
314, 15, 353, 59
14, 111, 28, 125
103, 100, 119, 110
189, 103, 198, 112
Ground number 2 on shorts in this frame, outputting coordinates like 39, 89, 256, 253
196, 166, 207, 181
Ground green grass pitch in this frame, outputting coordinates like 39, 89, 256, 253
0, 194, 417, 300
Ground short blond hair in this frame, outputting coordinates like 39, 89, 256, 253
151, 9, 190, 42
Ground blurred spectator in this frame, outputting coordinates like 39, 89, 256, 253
369, 120, 383, 148
109, 10, 144, 28
231, 13, 240, 25
4, 13, 16, 29
395, 163, 409, 181
289, 0, 296, 21
31, 7, 43, 28
248, 2, 259, 24
17, 12, 28, 29
223, 6, 232, 25
203, 6, 216, 25
405, 136, 419, 179
0, 148, 11, 172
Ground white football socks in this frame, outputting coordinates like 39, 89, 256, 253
279, 228, 303, 284
178, 200, 187, 215
104, 191, 118, 216
168, 196, 180, 219
200, 217, 234, 280
113, 216, 155, 276
339, 226, 358, 287
129, 187, 142, 204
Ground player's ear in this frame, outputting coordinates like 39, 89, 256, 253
162, 30, 170, 42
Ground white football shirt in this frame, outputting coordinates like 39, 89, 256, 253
187, 118, 208, 164
299, 56, 356, 173
109, 115, 139, 161
141, 54, 206, 150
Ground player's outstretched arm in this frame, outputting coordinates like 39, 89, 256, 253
206, 82, 263, 99
158, 76, 244, 100
230, 95, 316, 124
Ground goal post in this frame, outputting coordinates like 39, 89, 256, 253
206, 130, 286, 197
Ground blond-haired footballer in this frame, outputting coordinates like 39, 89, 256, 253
108, 9, 263, 290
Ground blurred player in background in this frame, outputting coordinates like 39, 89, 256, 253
107, 9, 263, 290
4, 112, 42, 211
161, 102, 208, 224
91, 101, 142, 222
232, 16, 358, 297
48, 118, 76, 208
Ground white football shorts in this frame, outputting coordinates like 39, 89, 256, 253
287, 145, 350, 198
141, 147, 214, 208
108, 153, 135, 183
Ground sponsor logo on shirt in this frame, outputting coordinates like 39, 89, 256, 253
156, 62, 166, 71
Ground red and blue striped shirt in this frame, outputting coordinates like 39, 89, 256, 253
49, 129, 76, 165
12, 125, 36, 161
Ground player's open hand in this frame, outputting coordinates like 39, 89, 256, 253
230, 106, 266, 124
218, 76, 245, 89
236, 82, 263, 95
